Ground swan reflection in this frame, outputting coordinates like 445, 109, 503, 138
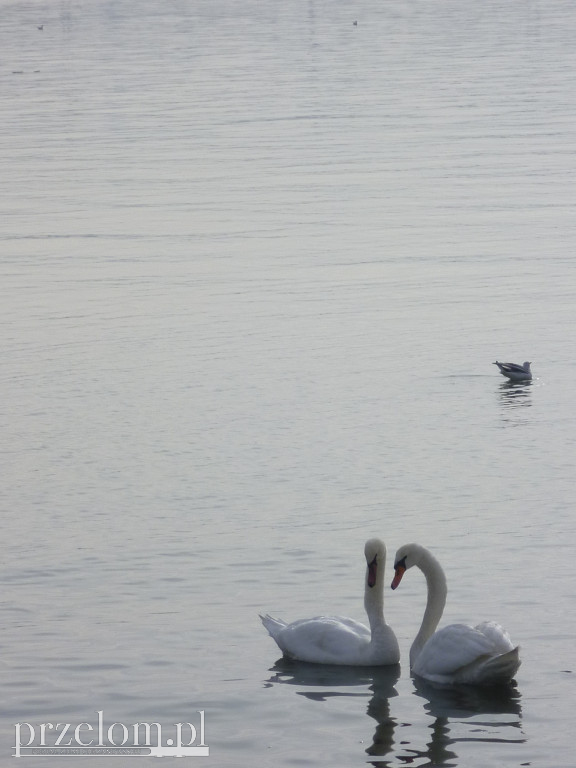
395, 678, 524, 766
413, 676, 522, 719
264, 659, 400, 762
264, 657, 399, 697
263, 661, 524, 766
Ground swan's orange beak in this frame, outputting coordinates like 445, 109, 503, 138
391, 565, 405, 590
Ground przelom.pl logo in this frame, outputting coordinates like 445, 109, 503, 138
14, 710, 208, 758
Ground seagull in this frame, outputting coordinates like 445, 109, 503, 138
493, 360, 532, 382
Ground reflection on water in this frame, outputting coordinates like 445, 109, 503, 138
264, 658, 400, 699
498, 380, 533, 409
497, 380, 533, 427
395, 679, 524, 768
264, 660, 399, 762
263, 661, 524, 767
413, 676, 522, 720
365, 684, 396, 765
395, 717, 458, 768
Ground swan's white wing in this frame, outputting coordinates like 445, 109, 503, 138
414, 624, 504, 676
273, 616, 371, 663
474, 621, 515, 653
413, 622, 519, 684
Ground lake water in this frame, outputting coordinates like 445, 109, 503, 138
2, 0, 575, 765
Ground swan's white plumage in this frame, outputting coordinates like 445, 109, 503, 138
392, 544, 520, 685
413, 621, 516, 684
260, 539, 399, 666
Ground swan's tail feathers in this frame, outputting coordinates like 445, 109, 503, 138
259, 614, 287, 641
482, 646, 521, 684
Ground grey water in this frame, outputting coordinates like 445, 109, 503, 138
1, 0, 575, 765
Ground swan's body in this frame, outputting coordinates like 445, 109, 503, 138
493, 360, 532, 381
392, 544, 520, 685
260, 539, 399, 666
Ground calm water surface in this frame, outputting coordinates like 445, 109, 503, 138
2, 0, 576, 765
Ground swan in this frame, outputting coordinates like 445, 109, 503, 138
391, 543, 520, 685
260, 539, 400, 665
493, 360, 532, 381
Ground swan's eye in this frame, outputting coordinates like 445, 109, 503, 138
394, 555, 407, 570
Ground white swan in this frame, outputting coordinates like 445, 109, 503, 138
260, 539, 400, 666
493, 360, 532, 381
391, 543, 520, 685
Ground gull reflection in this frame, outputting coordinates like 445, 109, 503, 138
264, 659, 400, 763
497, 380, 533, 427
498, 380, 533, 408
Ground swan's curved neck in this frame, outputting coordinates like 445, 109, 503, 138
411, 549, 447, 667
